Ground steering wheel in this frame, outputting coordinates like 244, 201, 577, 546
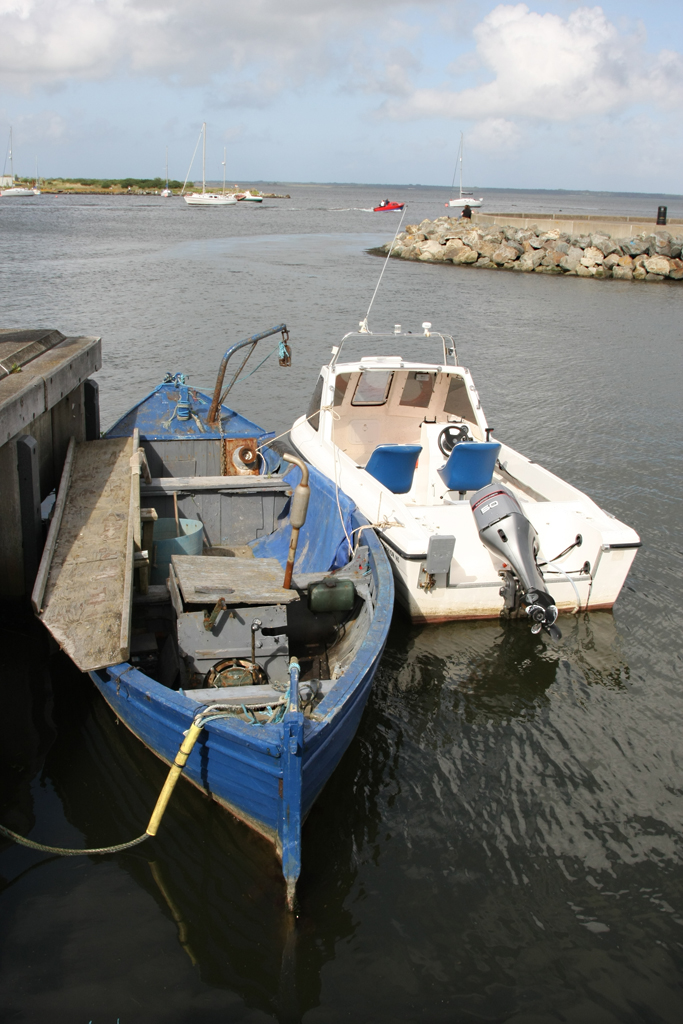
438, 424, 470, 456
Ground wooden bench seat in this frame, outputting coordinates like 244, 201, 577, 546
171, 555, 300, 605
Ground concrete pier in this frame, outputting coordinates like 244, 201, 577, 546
0, 329, 101, 600
471, 211, 683, 239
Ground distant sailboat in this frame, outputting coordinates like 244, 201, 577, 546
160, 148, 171, 197
182, 124, 236, 207
446, 133, 483, 209
1, 128, 38, 197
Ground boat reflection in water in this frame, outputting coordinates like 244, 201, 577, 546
46, 676, 380, 1019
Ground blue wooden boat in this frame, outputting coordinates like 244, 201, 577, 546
33, 325, 393, 906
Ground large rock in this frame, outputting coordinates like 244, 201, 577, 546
633, 265, 647, 280
652, 237, 672, 257
612, 266, 633, 280
461, 230, 482, 248
644, 255, 671, 276
451, 246, 478, 264
590, 233, 620, 256
622, 237, 648, 256
519, 250, 545, 271
603, 253, 621, 269
443, 239, 465, 257
474, 240, 500, 258
418, 240, 449, 261
668, 258, 683, 280
580, 246, 604, 267
542, 251, 564, 267
527, 235, 544, 249
491, 244, 519, 265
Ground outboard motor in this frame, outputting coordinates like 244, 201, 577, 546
470, 484, 561, 640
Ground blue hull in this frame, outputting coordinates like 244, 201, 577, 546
90, 492, 393, 899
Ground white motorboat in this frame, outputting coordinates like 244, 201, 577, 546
446, 132, 483, 209
235, 191, 263, 203
290, 324, 640, 633
182, 124, 237, 207
1, 129, 38, 197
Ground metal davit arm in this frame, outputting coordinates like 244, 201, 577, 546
207, 324, 288, 425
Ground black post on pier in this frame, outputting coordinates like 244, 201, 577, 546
657, 206, 667, 225
16, 435, 42, 593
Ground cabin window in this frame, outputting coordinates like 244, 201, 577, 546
307, 375, 324, 431
333, 373, 351, 406
399, 371, 435, 409
351, 371, 393, 406
444, 375, 474, 420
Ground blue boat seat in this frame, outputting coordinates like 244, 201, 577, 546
364, 444, 422, 494
437, 441, 501, 494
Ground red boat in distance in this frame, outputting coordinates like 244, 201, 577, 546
373, 200, 404, 212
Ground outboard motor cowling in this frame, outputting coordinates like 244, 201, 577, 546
470, 484, 561, 640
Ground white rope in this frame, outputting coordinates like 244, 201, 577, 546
543, 564, 582, 613
360, 206, 408, 332
254, 406, 337, 454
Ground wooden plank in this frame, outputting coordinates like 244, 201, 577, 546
142, 475, 289, 495
37, 437, 136, 671
120, 430, 139, 655
172, 555, 299, 605
31, 436, 76, 614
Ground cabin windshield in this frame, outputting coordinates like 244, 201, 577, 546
332, 331, 454, 367
329, 368, 479, 464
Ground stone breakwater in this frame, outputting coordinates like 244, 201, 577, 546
380, 217, 683, 282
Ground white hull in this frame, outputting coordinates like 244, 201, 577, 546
447, 197, 483, 208
184, 192, 237, 206
290, 338, 639, 625
1, 187, 37, 197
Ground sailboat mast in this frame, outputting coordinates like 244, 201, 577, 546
9, 127, 13, 183
459, 132, 463, 200
165, 147, 169, 189
202, 122, 206, 194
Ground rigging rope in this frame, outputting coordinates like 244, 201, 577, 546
360, 205, 408, 331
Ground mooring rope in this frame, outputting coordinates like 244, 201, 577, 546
0, 707, 226, 857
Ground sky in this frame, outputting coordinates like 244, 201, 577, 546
0, 0, 682, 191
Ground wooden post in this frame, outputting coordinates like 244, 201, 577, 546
16, 435, 42, 593
140, 508, 158, 595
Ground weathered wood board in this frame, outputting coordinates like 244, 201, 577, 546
172, 555, 300, 605
36, 437, 136, 671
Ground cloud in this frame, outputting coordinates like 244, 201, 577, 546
0, 0, 441, 94
385, 4, 683, 122
467, 116, 522, 151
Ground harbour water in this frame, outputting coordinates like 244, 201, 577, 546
0, 184, 682, 1022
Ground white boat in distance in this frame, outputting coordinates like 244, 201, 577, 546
446, 132, 483, 209
290, 325, 640, 632
182, 124, 236, 207
1, 129, 39, 197
160, 147, 171, 197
